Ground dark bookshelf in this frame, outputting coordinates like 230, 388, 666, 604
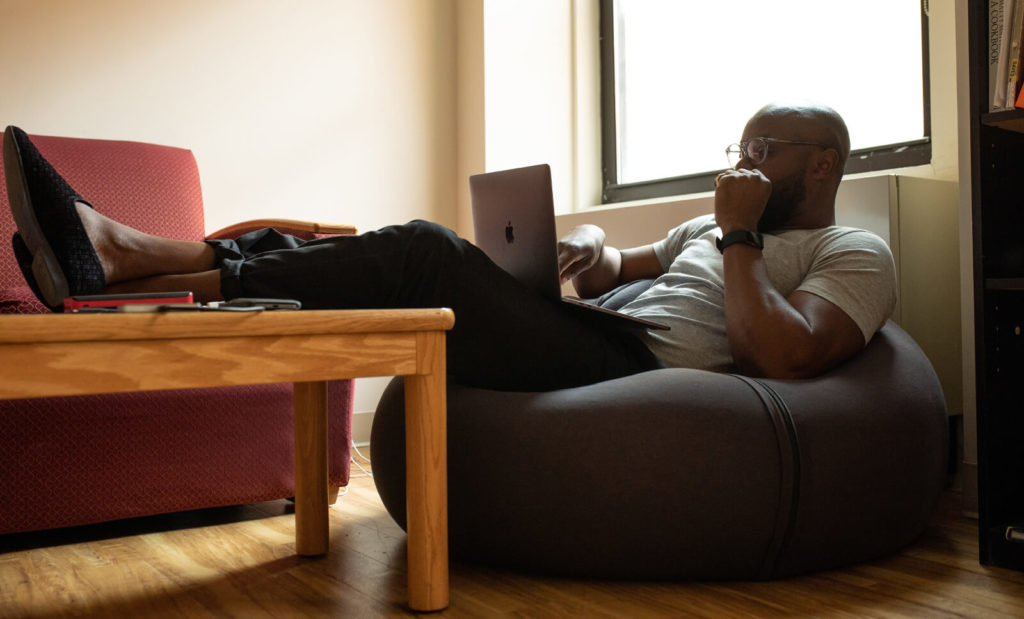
982, 108, 1024, 131
969, 0, 1024, 572
986, 278, 1024, 290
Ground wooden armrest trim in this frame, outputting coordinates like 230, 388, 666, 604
208, 219, 357, 240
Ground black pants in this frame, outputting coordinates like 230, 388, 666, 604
206, 220, 660, 391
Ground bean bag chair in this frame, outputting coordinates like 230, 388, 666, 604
371, 317, 947, 579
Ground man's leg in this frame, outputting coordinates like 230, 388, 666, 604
208, 220, 661, 391
7, 126, 659, 390
76, 204, 224, 301
64, 211, 662, 389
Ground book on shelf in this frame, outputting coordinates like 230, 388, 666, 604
1007, 0, 1024, 108
992, 0, 1012, 110
991, 0, 1024, 111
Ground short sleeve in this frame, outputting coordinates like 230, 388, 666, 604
796, 229, 897, 343
651, 214, 717, 271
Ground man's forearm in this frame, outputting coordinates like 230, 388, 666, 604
723, 245, 866, 378
571, 246, 622, 298
723, 245, 816, 377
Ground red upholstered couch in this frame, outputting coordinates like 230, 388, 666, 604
0, 133, 354, 534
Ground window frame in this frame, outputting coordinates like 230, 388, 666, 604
598, 0, 933, 204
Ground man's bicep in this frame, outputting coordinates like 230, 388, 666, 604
788, 290, 866, 372
619, 246, 664, 283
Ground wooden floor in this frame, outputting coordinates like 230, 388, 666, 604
2, 451, 1024, 618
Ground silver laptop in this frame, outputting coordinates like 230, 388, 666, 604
469, 164, 668, 331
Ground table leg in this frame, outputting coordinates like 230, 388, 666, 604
294, 380, 329, 556
404, 332, 449, 611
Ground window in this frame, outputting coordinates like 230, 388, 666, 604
600, 0, 930, 203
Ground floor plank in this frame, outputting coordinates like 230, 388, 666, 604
2, 451, 1023, 618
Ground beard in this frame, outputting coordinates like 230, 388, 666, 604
757, 170, 806, 232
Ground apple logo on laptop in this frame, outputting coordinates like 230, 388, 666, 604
505, 221, 515, 244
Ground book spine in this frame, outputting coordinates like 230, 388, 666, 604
991, 0, 1014, 111
1006, 0, 1024, 108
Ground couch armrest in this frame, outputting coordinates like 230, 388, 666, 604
207, 219, 357, 241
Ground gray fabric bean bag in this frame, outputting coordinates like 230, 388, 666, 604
370, 320, 947, 579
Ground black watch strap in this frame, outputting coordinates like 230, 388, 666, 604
716, 230, 764, 253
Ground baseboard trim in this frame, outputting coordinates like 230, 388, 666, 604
352, 409, 374, 447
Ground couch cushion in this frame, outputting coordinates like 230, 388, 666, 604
0, 284, 47, 314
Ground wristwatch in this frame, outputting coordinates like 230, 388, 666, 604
716, 230, 764, 253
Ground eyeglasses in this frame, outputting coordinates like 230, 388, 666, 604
725, 137, 830, 168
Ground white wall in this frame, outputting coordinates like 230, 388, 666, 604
955, 0, 978, 515
483, 1, 574, 219
456, 0, 602, 236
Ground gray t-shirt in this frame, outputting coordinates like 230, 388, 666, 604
620, 214, 897, 372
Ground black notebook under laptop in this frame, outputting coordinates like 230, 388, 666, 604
469, 164, 668, 331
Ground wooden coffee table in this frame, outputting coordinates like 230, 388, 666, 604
0, 308, 454, 612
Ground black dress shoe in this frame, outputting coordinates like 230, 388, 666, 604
3, 126, 105, 311
11, 232, 58, 312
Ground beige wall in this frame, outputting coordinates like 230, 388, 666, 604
0, 0, 459, 235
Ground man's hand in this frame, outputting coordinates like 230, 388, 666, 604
556, 225, 664, 298
714, 169, 772, 234
557, 224, 606, 285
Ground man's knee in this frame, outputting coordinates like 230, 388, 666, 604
404, 219, 456, 240
401, 220, 464, 258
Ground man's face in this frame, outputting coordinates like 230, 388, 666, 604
736, 113, 819, 231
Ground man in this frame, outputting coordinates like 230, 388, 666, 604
558, 102, 894, 379
4, 102, 895, 392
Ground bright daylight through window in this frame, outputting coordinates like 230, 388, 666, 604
604, 0, 928, 202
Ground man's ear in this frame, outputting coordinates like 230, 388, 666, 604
809, 148, 840, 179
